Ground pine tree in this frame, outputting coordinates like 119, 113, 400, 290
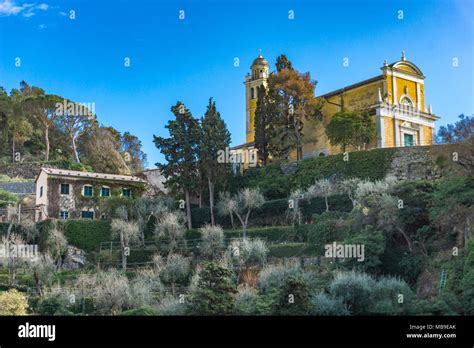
153, 102, 201, 229
200, 98, 231, 225
189, 261, 237, 315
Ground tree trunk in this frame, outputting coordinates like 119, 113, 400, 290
325, 196, 329, 212
397, 227, 413, 252
120, 233, 127, 271
208, 176, 215, 226
71, 135, 80, 163
230, 212, 235, 229
185, 189, 192, 229
44, 126, 50, 161
11, 122, 16, 163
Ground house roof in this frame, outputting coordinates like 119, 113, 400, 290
37, 167, 147, 184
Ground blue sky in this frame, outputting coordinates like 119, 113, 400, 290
0, 0, 472, 168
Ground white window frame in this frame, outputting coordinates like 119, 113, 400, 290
100, 186, 111, 197
82, 185, 94, 197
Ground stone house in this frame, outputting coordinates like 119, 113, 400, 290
35, 167, 147, 221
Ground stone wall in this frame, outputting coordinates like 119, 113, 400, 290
387, 143, 474, 180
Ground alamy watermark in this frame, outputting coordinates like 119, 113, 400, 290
55, 100, 95, 117
0, 244, 39, 259
324, 242, 365, 262
217, 147, 258, 167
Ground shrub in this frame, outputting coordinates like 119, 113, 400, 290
257, 262, 301, 294
121, 306, 159, 316
0, 289, 28, 315
371, 276, 414, 315
37, 296, 70, 315
310, 292, 350, 316
63, 219, 112, 252
341, 226, 386, 274
234, 286, 259, 315
306, 212, 349, 253
227, 238, 268, 268
157, 296, 187, 315
273, 275, 311, 315
329, 271, 376, 315
188, 261, 237, 315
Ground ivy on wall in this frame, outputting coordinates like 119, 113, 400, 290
47, 178, 145, 219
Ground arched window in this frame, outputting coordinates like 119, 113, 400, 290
400, 96, 413, 107
251, 87, 255, 99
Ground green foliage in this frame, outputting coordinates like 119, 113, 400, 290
329, 271, 376, 315
188, 261, 237, 315
268, 243, 319, 257
380, 242, 424, 284
310, 292, 350, 315
306, 212, 349, 253
341, 226, 386, 274
273, 275, 311, 315
63, 219, 112, 252
243, 164, 292, 200
0, 188, 18, 207
37, 296, 70, 315
325, 110, 376, 152
290, 147, 396, 189
121, 306, 159, 316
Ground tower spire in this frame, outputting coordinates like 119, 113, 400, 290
401, 51, 406, 61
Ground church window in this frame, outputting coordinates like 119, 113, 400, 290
400, 96, 413, 107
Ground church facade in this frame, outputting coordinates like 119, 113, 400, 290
232, 53, 440, 162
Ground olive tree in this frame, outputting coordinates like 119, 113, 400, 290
307, 178, 335, 212
221, 188, 265, 237
111, 219, 140, 270
153, 253, 191, 296
154, 211, 186, 255
199, 224, 225, 259
216, 191, 237, 229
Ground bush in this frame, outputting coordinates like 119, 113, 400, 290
306, 213, 350, 253
121, 306, 159, 316
0, 289, 28, 315
257, 263, 301, 294
234, 286, 259, 315
63, 219, 112, 252
310, 292, 350, 316
329, 271, 376, 315
341, 226, 386, 274
37, 296, 70, 315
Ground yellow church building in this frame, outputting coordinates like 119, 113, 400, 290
232, 52, 440, 163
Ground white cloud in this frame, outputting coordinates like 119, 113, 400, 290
38, 23, 45, 29
0, 0, 27, 16
0, 0, 49, 17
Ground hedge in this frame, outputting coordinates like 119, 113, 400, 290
223, 225, 298, 242
290, 147, 397, 189
190, 195, 352, 230
63, 219, 112, 252
268, 243, 320, 258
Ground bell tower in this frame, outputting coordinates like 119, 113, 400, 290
244, 55, 269, 143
